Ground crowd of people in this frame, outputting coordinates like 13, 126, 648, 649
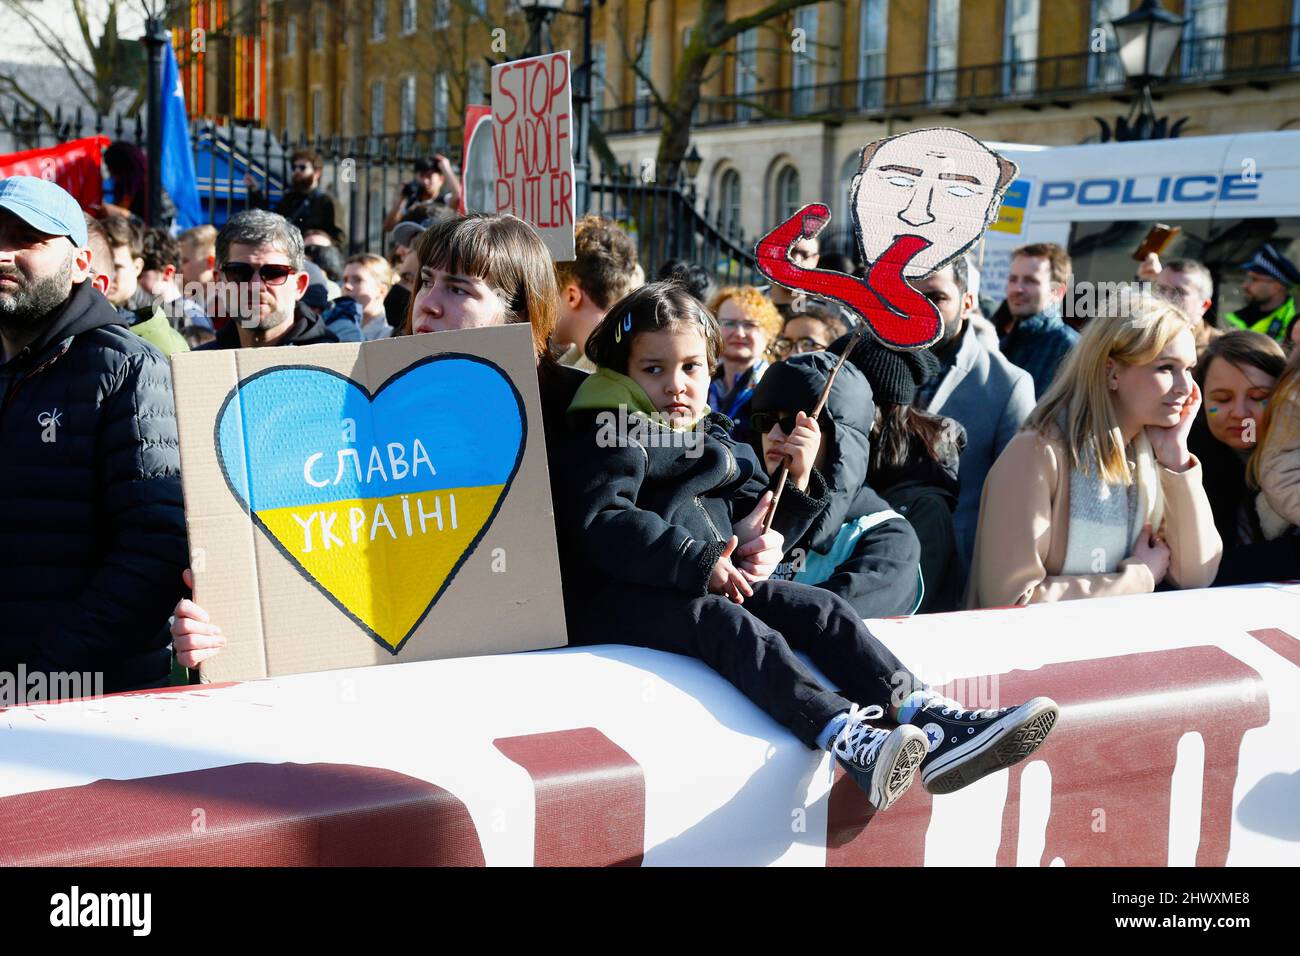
4, 154, 1300, 811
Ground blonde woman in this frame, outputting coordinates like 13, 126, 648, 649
969, 295, 1221, 607
708, 285, 784, 442
1250, 346, 1300, 541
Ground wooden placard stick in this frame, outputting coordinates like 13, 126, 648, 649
762, 322, 867, 534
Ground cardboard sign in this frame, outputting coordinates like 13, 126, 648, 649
461, 104, 496, 215
491, 51, 576, 260
756, 127, 1019, 350
0, 135, 110, 208
171, 324, 567, 682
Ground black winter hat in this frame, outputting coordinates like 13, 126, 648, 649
828, 333, 941, 407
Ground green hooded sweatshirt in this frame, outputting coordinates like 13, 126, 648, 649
567, 366, 709, 431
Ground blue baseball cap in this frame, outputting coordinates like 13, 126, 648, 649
0, 175, 89, 248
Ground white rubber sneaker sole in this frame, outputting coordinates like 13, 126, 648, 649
870, 724, 930, 812
921, 697, 1060, 796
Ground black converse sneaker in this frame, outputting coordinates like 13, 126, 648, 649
832, 705, 929, 811
910, 694, 1060, 795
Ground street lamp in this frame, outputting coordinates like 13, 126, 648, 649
140, 1, 171, 226
683, 143, 703, 202
519, 0, 566, 58
1098, 0, 1189, 141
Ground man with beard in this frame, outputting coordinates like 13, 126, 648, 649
198, 210, 339, 350
913, 254, 1034, 583
245, 148, 342, 244
0, 176, 186, 695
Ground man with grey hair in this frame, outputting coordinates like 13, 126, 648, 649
198, 209, 338, 350
913, 254, 1035, 584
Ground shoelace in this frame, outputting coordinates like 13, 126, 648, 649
929, 694, 1000, 721
831, 704, 886, 776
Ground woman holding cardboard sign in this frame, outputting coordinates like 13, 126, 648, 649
173, 213, 605, 668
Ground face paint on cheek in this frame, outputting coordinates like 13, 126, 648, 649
1207, 406, 1220, 416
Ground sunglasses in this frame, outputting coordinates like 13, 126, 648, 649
221, 262, 297, 285
291, 163, 314, 172
751, 411, 801, 436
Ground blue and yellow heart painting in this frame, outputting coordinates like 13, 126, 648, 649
215, 355, 526, 655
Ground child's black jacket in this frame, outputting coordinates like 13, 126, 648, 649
568, 409, 829, 596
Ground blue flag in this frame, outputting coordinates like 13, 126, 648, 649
160, 41, 202, 229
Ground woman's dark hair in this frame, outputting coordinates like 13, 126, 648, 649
1196, 329, 1287, 389
403, 213, 558, 361
585, 280, 724, 375
103, 142, 148, 219
871, 404, 961, 474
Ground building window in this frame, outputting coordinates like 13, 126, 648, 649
1293, 0, 1300, 64
286, 17, 297, 56
433, 72, 450, 131
283, 92, 296, 137
468, 61, 486, 106
434, 0, 450, 29
402, 0, 417, 34
312, 9, 324, 52
858, 0, 887, 110
735, 27, 758, 122
371, 0, 387, 42
793, 6, 819, 113
837, 153, 859, 227
1182, 0, 1227, 77
634, 36, 652, 129
370, 81, 385, 136
1088, 0, 1127, 87
718, 169, 743, 241
927, 0, 959, 103
1002, 0, 1038, 94
400, 76, 417, 137
311, 88, 323, 139
775, 165, 801, 221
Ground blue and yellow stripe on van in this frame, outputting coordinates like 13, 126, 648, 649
990, 179, 1030, 235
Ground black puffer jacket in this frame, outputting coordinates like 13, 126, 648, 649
197, 301, 339, 350
568, 374, 829, 597
871, 428, 965, 614
750, 353, 922, 618
0, 281, 187, 690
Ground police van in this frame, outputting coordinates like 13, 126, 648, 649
980, 131, 1300, 323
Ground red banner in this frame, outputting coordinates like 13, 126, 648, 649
0, 136, 110, 208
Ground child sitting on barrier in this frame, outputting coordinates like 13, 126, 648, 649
747, 351, 924, 619
566, 280, 1059, 808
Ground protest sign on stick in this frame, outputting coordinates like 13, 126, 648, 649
491, 51, 576, 260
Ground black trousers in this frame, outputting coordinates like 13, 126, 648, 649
576, 579, 918, 749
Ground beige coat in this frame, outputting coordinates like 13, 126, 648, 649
968, 427, 1222, 608
1254, 389, 1300, 538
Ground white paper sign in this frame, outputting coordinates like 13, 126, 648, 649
491, 51, 577, 261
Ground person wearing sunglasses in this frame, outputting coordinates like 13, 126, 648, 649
748, 352, 924, 619
245, 148, 343, 245
196, 210, 340, 351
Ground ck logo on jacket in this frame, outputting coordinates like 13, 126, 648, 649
38, 409, 61, 443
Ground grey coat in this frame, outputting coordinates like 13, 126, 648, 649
923, 320, 1036, 577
